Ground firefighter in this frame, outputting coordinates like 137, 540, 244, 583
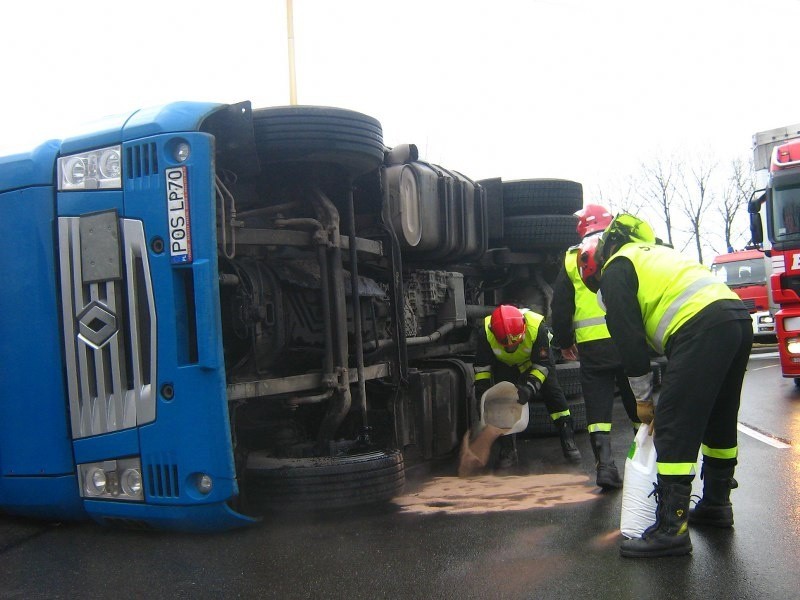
578, 214, 752, 558
474, 304, 582, 468
551, 204, 640, 490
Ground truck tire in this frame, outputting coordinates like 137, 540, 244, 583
502, 179, 583, 216
524, 396, 587, 436
555, 361, 582, 397
251, 106, 385, 178
503, 215, 580, 251
244, 449, 405, 511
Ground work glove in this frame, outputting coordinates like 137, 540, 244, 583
636, 401, 655, 425
560, 344, 578, 361
628, 372, 655, 425
517, 378, 542, 405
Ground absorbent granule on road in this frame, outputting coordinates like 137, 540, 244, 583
457, 426, 508, 477
393, 473, 597, 515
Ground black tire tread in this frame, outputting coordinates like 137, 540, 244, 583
524, 396, 587, 436
245, 449, 405, 510
503, 215, 580, 251
252, 105, 385, 177
555, 361, 582, 397
502, 179, 583, 216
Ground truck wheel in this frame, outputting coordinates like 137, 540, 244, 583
502, 179, 583, 217
524, 396, 587, 436
251, 106, 385, 178
503, 215, 580, 251
555, 361, 582, 397
243, 449, 405, 511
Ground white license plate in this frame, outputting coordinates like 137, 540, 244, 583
165, 166, 192, 264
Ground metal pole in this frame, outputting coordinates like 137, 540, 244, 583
344, 186, 368, 428
286, 0, 298, 105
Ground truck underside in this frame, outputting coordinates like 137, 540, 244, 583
202, 103, 584, 512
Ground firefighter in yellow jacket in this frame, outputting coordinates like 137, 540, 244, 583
474, 305, 581, 468
552, 205, 640, 490
579, 214, 752, 558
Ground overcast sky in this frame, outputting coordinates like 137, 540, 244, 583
3, 0, 800, 245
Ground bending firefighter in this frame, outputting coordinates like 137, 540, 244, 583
579, 214, 752, 558
552, 204, 640, 491
474, 305, 582, 469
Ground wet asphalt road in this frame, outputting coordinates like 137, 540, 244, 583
1, 347, 798, 599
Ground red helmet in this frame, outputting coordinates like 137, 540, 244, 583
574, 204, 613, 239
577, 235, 602, 293
489, 305, 526, 347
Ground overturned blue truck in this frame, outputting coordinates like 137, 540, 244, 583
0, 101, 584, 531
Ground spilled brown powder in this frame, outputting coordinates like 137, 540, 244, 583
394, 473, 597, 515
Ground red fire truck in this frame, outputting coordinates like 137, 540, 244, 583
750, 125, 800, 382
711, 248, 775, 341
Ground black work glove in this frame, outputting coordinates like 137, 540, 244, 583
516, 378, 542, 405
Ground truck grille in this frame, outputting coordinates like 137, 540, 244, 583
740, 298, 756, 311
145, 458, 181, 498
58, 216, 157, 439
125, 142, 159, 183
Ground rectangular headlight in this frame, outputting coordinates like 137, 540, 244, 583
78, 457, 144, 501
58, 145, 122, 191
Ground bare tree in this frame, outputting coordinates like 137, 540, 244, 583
601, 149, 756, 260
637, 155, 680, 246
595, 173, 644, 215
717, 157, 755, 251
678, 155, 717, 264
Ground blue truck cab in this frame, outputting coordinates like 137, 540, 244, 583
0, 102, 253, 530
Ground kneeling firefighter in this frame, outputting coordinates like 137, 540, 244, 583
578, 214, 752, 558
473, 305, 582, 468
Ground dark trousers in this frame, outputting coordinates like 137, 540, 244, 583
581, 362, 638, 426
655, 319, 753, 467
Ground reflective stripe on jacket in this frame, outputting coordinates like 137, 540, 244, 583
565, 247, 610, 343
604, 243, 740, 353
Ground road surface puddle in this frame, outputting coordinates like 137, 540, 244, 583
394, 473, 597, 514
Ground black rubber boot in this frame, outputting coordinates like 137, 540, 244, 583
590, 432, 623, 490
556, 416, 581, 463
620, 475, 693, 558
495, 434, 518, 470
689, 463, 737, 528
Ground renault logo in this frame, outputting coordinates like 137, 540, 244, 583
78, 303, 118, 349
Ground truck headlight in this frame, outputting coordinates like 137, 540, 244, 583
786, 337, 800, 355
58, 145, 122, 191
78, 457, 144, 501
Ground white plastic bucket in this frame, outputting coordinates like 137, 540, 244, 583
480, 381, 529, 435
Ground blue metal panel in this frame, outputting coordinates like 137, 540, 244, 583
72, 429, 140, 465
0, 139, 60, 193
0, 475, 85, 520
58, 111, 131, 154
0, 186, 75, 476
58, 102, 225, 155
122, 102, 224, 142
123, 131, 239, 510
84, 498, 256, 532
57, 190, 124, 216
